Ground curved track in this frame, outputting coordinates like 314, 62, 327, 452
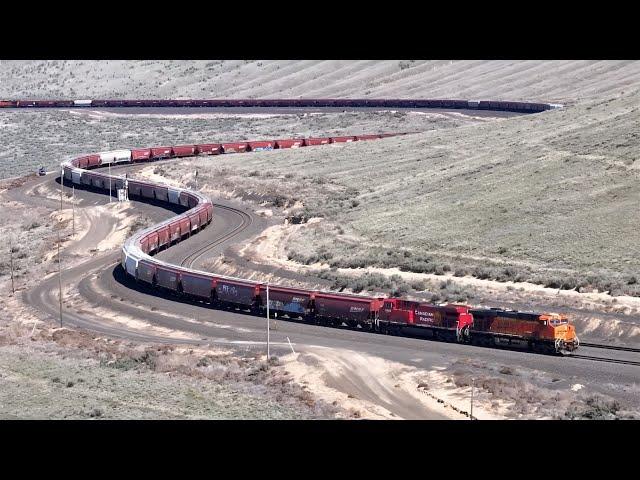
179, 204, 253, 269
8, 100, 640, 418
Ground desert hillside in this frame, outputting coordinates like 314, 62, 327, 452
1, 60, 639, 103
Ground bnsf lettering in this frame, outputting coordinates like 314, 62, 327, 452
350, 306, 365, 313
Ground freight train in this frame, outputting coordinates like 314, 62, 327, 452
1, 98, 563, 113
60, 125, 579, 355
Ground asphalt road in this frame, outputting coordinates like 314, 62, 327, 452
11, 166, 640, 418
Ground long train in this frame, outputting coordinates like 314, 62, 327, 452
56, 100, 577, 355
2, 98, 564, 113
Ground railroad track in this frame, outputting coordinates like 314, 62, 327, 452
179, 204, 253, 269
580, 342, 640, 354
568, 354, 640, 368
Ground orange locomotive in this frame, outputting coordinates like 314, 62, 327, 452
469, 308, 579, 354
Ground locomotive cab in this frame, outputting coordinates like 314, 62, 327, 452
540, 313, 579, 353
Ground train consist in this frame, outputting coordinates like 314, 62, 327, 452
60, 120, 579, 355
1, 98, 563, 113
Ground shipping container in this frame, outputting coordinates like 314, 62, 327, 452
215, 279, 259, 307
71, 170, 82, 184
355, 134, 381, 141
196, 143, 221, 155
73, 99, 92, 107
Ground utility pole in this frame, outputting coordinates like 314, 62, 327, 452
9, 236, 15, 295
57, 222, 62, 328
60, 169, 64, 211
72, 186, 75, 236
266, 282, 270, 360
109, 162, 112, 202
470, 377, 475, 420
195, 169, 198, 190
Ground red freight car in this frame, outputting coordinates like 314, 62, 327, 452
303, 137, 331, 146
178, 216, 191, 238
221, 142, 248, 154
247, 141, 275, 152
314, 293, 383, 327
85, 154, 101, 168
275, 139, 304, 149
131, 148, 152, 162
198, 206, 208, 227
172, 145, 197, 157
355, 134, 382, 141
168, 220, 182, 243
157, 226, 171, 249
0, 100, 17, 108
188, 212, 200, 232
146, 231, 159, 253
150, 146, 173, 160
257, 285, 313, 318
330, 136, 356, 143
196, 143, 221, 155
214, 279, 259, 308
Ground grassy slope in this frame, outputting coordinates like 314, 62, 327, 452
162, 90, 639, 294
1, 60, 639, 103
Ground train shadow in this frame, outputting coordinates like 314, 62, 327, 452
110, 264, 554, 359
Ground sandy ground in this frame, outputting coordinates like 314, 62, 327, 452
282, 347, 474, 419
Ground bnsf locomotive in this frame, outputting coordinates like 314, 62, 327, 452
53, 100, 574, 355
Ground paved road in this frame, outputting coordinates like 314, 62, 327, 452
11, 166, 640, 418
